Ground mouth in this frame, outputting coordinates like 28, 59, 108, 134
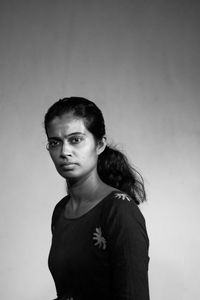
60, 162, 77, 168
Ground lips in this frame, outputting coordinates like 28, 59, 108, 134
60, 162, 77, 168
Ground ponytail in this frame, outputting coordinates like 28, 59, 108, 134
97, 146, 146, 205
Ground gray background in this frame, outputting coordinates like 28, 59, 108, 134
0, 0, 199, 299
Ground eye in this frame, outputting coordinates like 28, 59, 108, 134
69, 136, 83, 144
47, 140, 62, 149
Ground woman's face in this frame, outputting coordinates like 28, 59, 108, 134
46, 113, 105, 182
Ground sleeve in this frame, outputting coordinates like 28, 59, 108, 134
103, 193, 150, 300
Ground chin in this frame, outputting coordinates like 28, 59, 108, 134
58, 169, 80, 179
59, 171, 76, 178
57, 166, 96, 182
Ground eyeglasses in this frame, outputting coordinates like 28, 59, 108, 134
46, 135, 84, 151
46, 140, 62, 151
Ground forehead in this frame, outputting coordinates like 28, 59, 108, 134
47, 113, 88, 136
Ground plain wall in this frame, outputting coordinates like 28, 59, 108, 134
0, 1, 200, 299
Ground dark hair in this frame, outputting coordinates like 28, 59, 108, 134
44, 97, 146, 205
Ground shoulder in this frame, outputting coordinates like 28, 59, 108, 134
103, 191, 146, 225
52, 194, 69, 218
54, 194, 69, 211
51, 195, 69, 232
102, 191, 149, 247
105, 191, 140, 212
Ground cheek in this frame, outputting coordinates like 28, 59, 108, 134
79, 144, 98, 161
49, 152, 59, 165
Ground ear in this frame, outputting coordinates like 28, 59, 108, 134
96, 136, 107, 155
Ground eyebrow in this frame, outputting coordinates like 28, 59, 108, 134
48, 132, 86, 140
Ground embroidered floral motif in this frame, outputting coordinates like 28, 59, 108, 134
93, 227, 107, 250
115, 192, 131, 201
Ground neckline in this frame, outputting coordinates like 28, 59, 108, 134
62, 190, 118, 221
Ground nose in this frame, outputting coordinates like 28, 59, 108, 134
60, 140, 72, 158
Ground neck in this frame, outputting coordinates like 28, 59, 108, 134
66, 170, 104, 205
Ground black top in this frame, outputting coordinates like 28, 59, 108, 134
48, 191, 150, 300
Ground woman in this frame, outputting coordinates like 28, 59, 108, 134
44, 97, 150, 300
